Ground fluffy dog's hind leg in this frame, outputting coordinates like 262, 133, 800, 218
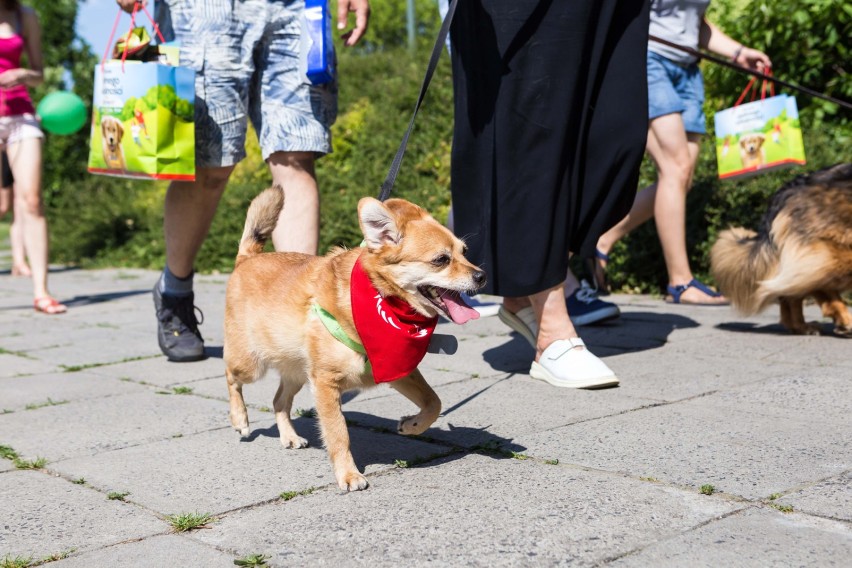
779, 297, 821, 335
391, 368, 441, 436
273, 375, 309, 449
814, 291, 852, 337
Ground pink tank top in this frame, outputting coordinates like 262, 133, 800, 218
0, 32, 35, 117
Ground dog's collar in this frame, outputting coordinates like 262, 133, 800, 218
311, 302, 370, 359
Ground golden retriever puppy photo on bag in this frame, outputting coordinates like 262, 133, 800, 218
224, 186, 486, 491
100, 115, 126, 171
738, 132, 766, 169
711, 163, 852, 337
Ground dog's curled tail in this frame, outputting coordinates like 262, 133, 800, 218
710, 227, 778, 315
236, 185, 285, 265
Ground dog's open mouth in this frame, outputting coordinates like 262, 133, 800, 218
419, 286, 480, 324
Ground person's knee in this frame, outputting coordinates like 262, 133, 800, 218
19, 192, 43, 216
658, 155, 693, 186
198, 166, 235, 193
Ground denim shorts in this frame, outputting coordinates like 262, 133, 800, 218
647, 51, 706, 134
157, 0, 337, 168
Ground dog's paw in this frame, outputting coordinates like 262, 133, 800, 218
398, 414, 430, 436
281, 435, 309, 449
337, 471, 369, 492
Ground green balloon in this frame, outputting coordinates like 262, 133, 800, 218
36, 91, 88, 136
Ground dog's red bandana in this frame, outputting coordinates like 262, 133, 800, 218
350, 256, 438, 383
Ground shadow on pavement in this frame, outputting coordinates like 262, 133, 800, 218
242, 412, 526, 472
716, 320, 840, 337
0, 288, 152, 311
483, 311, 699, 372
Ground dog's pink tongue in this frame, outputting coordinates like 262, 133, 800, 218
441, 290, 480, 324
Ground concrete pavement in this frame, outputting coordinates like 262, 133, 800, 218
1, 266, 850, 567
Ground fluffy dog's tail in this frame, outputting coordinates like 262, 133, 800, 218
236, 185, 285, 265
710, 227, 779, 314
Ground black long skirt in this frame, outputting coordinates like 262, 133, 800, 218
450, 0, 649, 297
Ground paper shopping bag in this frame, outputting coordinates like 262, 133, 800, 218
714, 90, 806, 180
88, 60, 195, 181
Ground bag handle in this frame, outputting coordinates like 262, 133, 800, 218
101, 2, 166, 71
734, 69, 775, 107
377, 0, 458, 202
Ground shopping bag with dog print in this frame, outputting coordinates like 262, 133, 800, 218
88, 5, 195, 181
87, 60, 195, 181
713, 77, 806, 180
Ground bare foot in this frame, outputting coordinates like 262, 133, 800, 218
11, 264, 31, 277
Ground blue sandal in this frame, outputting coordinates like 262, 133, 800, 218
665, 279, 729, 305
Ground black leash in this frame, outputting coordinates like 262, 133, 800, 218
377, 0, 458, 202
649, 34, 852, 111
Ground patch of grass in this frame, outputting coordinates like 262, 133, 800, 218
1, 445, 18, 460
1, 409, 13, 414
470, 373, 480, 379
770, 503, 794, 513
1, 555, 32, 568
768, 493, 782, 501
155, 390, 172, 395
165, 512, 216, 532
172, 433, 183, 438
640, 476, 659, 482
72, 477, 86, 485
0, 346, 34, 359
295, 408, 316, 418
171, 386, 193, 395
13, 457, 47, 470
24, 398, 69, 411
234, 554, 270, 567
107, 491, 130, 501
119, 377, 132, 382
257, 406, 272, 413
394, 459, 409, 468
510, 452, 529, 461
700, 484, 716, 495
279, 487, 317, 501
40, 549, 75, 562
544, 459, 559, 465
62, 354, 159, 373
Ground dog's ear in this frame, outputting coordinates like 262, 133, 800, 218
116, 120, 125, 139
358, 197, 401, 250
755, 133, 765, 147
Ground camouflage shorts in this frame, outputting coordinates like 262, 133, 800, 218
157, 0, 337, 168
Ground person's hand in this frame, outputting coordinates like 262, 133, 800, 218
734, 46, 772, 72
116, 0, 146, 14
337, 0, 370, 47
0, 68, 28, 88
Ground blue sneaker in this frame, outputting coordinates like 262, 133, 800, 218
566, 280, 620, 326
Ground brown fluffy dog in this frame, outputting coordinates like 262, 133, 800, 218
739, 133, 766, 169
711, 163, 852, 336
224, 186, 485, 491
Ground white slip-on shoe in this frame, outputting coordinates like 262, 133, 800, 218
529, 338, 619, 389
497, 306, 538, 348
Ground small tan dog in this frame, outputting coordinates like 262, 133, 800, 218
224, 186, 485, 491
101, 116, 126, 170
739, 133, 766, 169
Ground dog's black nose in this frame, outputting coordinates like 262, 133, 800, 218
472, 270, 486, 287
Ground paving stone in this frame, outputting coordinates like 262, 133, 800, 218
52, 535, 236, 568
51, 423, 452, 515
611, 507, 852, 567
0, 470, 166, 560
0, 391, 231, 461
784, 471, 852, 522
193, 454, 739, 566
342, 374, 652, 450
522, 400, 851, 500
87, 355, 226, 387
0, 371, 146, 411
0, 353, 61, 378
